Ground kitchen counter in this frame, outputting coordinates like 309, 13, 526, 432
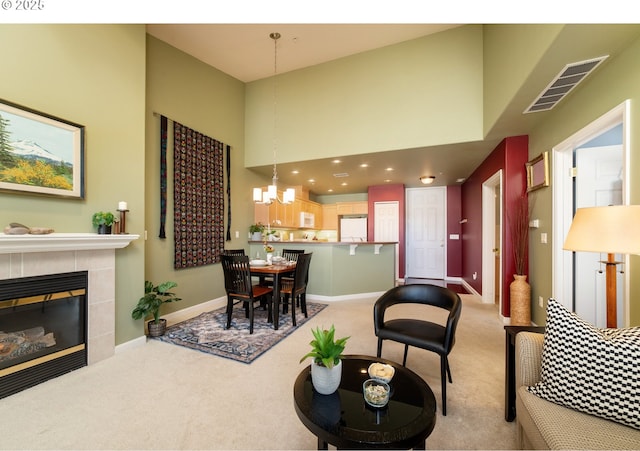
248, 240, 397, 300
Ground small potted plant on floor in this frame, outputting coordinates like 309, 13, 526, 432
300, 325, 350, 395
92, 211, 115, 235
131, 281, 182, 337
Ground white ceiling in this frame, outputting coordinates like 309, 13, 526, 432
146, 24, 461, 83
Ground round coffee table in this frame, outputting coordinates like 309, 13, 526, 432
293, 355, 436, 449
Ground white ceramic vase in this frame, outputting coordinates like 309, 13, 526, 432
311, 360, 342, 395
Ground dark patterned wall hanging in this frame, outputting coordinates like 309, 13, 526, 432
159, 115, 168, 239
173, 121, 225, 269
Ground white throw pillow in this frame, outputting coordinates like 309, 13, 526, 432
527, 299, 640, 430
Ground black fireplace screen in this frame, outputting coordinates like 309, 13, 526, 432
0, 271, 88, 399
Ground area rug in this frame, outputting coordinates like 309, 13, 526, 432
154, 302, 327, 364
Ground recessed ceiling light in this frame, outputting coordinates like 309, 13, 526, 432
360, 163, 369, 168
308, 178, 315, 183
341, 182, 348, 186
386, 167, 394, 172
384, 179, 392, 183
291, 170, 299, 174
328, 189, 333, 192
332, 159, 341, 164
456, 178, 466, 183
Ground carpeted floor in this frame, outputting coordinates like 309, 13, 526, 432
154, 301, 327, 363
0, 294, 517, 450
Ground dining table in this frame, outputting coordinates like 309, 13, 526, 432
250, 262, 296, 330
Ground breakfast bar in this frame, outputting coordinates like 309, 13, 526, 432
248, 241, 397, 299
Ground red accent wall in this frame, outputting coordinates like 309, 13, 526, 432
447, 185, 462, 278
368, 184, 406, 279
461, 136, 529, 317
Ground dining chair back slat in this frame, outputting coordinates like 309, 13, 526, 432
281, 253, 312, 326
221, 254, 273, 334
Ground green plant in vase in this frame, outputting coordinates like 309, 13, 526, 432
131, 281, 182, 337
92, 211, 115, 234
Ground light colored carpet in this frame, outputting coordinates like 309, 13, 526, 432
0, 293, 517, 450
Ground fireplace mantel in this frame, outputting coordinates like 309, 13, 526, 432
0, 233, 139, 254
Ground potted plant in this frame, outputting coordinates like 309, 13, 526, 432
300, 325, 350, 395
249, 223, 265, 241
92, 211, 115, 235
131, 281, 182, 337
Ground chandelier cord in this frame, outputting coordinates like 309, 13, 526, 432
271, 32, 280, 185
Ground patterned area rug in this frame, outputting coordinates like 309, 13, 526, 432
154, 302, 327, 364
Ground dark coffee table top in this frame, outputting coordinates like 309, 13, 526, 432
293, 354, 437, 449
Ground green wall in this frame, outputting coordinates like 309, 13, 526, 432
0, 24, 146, 344
244, 25, 485, 168
525, 31, 640, 326
144, 36, 260, 320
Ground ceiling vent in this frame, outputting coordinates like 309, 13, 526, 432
333, 172, 349, 178
524, 56, 608, 114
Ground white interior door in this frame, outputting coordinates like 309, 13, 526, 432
574, 145, 623, 327
405, 187, 445, 279
374, 201, 400, 280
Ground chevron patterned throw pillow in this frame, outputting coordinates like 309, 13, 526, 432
527, 298, 640, 430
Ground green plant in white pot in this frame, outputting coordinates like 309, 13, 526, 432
300, 325, 350, 395
131, 281, 181, 337
249, 223, 265, 241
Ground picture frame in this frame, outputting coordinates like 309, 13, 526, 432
0, 99, 85, 199
526, 151, 549, 192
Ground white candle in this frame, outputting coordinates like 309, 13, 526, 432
118, 201, 128, 210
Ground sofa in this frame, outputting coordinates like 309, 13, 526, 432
515, 331, 640, 449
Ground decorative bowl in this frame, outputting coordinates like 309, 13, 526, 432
363, 379, 390, 408
249, 259, 267, 266
368, 362, 395, 383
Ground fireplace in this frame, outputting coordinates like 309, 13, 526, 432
0, 232, 138, 397
0, 271, 88, 399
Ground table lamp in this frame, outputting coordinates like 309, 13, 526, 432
563, 205, 640, 327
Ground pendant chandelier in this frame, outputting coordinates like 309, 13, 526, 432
253, 32, 296, 206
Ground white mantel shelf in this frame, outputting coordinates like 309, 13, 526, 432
0, 233, 139, 254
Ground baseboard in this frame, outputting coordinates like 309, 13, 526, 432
306, 291, 385, 303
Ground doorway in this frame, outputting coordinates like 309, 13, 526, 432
552, 101, 629, 326
482, 171, 503, 314
405, 187, 446, 280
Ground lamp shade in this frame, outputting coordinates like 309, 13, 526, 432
563, 205, 640, 255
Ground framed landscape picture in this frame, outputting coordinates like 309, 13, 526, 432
0, 99, 85, 199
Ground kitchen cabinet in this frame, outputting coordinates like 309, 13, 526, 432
336, 201, 368, 215
254, 195, 322, 229
322, 204, 338, 230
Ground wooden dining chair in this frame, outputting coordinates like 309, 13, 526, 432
280, 252, 312, 326
222, 249, 245, 255
221, 254, 273, 334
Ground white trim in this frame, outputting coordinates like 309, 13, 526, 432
482, 170, 503, 307
0, 233, 139, 254
552, 100, 630, 325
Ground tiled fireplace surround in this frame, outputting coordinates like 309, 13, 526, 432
0, 233, 138, 365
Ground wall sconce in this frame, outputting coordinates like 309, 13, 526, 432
420, 176, 435, 185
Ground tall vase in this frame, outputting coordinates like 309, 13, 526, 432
510, 274, 531, 325
311, 360, 342, 395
